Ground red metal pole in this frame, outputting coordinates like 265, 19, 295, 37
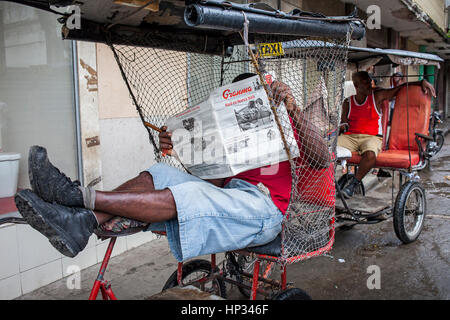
177, 262, 184, 286
88, 237, 116, 300
100, 284, 109, 300
250, 260, 261, 300
210, 254, 216, 270
89, 281, 101, 300
281, 264, 287, 290
105, 285, 118, 300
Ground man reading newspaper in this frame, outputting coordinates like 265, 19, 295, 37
14, 73, 329, 261
166, 74, 300, 179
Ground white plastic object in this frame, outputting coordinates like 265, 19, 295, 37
0, 152, 21, 198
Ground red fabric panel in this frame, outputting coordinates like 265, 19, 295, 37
348, 150, 420, 169
388, 86, 431, 151
0, 196, 18, 215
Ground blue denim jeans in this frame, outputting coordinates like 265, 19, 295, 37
145, 163, 283, 262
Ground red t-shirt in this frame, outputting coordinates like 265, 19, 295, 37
224, 161, 292, 214
224, 114, 335, 214
223, 114, 298, 214
345, 93, 382, 136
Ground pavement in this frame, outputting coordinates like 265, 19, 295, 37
16, 119, 450, 300
438, 118, 450, 137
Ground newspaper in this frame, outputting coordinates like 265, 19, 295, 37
165, 75, 300, 179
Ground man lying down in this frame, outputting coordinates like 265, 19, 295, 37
14, 73, 329, 262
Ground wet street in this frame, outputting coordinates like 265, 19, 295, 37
286, 137, 450, 299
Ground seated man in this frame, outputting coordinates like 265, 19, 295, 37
338, 71, 435, 198
14, 74, 329, 261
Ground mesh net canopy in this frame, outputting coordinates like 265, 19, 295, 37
108, 29, 351, 264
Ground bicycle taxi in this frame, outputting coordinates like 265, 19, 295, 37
0, 0, 369, 300
335, 46, 443, 243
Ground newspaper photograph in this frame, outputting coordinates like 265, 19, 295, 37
165, 75, 300, 179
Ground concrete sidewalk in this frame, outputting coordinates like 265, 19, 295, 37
437, 118, 450, 137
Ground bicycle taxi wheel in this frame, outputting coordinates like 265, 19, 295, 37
393, 181, 426, 244
162, 259, 227, 298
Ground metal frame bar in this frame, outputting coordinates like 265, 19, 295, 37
88, 236, 296, 300
71, 40, 84, 186
89, 237, 117, 300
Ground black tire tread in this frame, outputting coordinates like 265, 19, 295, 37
272, 288, 312, 300
435, 132, 444, 154
393, 181, 426, 244
162, 259, 227, 298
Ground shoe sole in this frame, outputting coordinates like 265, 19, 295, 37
15, 192, 79, 258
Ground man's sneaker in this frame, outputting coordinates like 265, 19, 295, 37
377, 169, 392, 178
14, 189, 98, 258
342, 176, 361, 199
29, 145, 84, 207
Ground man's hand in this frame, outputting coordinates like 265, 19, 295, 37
270, 81, 298, 111
339, 123, 349, 134
159, 126, 173, 156
421, 79, 436, 98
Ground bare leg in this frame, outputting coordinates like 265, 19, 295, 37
113, 171, 156, 192
92, 171, 177, 225
355, 151, 377, 181
94, 189, 176, 223
94, 171, 155, 225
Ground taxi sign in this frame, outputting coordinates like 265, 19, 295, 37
258, 42, 284, 57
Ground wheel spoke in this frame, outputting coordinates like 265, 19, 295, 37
394, 182, 426, 243
403, 189, 424, 236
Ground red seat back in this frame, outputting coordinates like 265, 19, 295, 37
388, 86, 431, 151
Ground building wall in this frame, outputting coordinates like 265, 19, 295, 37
95, 43, 190, 190
96, 43, 156, 190
406, 40, 421, 82
281, 0, 302, 12
0, 3, 78, 189
301, 0, 346, 16
0, 4, 81, 299
0, 222, 156, 299
248, 0, 303, 11
412, 0, 447, 32
446, 62, 450, 118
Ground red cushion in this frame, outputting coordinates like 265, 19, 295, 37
348, 150, 420, 169
389, 86, 430, 151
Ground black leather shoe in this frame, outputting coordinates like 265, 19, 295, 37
342, 177, 361, 199
15, 189, 98, 258
29, 145, 84, 207
377, 169, 392, 178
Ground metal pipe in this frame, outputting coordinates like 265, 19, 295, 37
71, 40, 84, 186
184, 4, 365, 40
250, 260, 260, 300
89, 237, 116, 300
